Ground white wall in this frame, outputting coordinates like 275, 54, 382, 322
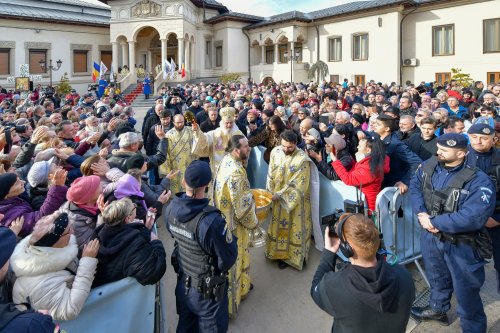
0, 19, 109, 95
318, 10, 401, 84
248, 10, 401, 84
403, 0, 500, 84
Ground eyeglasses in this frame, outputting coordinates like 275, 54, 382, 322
129, 203, 137, 215
416, 114, 425, 117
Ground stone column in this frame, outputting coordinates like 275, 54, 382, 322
147, 51, 152, 73
177, 37, 184, 67
261, 45, 265, 65
111, 42, 119, 72
160, 38, 167, 69
120, 42, 128, 67
185, 41, 190, 71
274, 44, 278, 64
128, 41, 135, 71
290, 41, 294, 83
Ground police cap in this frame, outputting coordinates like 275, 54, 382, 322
467, 123, 494, 136
437, 133, 468, 149
184, 160, 212, 188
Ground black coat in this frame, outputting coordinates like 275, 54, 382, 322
382, 132, 422, 187
406, 134, 438, 161
315, 148, 354, 181
200, 118, 220, 133
93, 222, 167, 287
145, 123, 172, 156
142, 113, 160, 143
311, 251, 414, 333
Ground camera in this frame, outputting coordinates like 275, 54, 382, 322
88, 84, 98, 91
321, 208, 343, 237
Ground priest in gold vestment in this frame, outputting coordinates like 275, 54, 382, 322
212, 135, 258, 318
159, 114, 196, 194
265, 130, 312, 271
191, 107, 244, 176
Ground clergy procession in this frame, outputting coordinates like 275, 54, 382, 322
1, 77, 500, 333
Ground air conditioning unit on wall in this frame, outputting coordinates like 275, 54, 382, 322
403, 58, 418, 67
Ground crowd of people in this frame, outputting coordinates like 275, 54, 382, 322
0, 76, 499, 333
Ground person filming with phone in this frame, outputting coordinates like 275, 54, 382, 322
311, 213, 414, 333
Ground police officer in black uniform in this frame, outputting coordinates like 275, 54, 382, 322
164, 160, 238, 333
409, 133, 495, 333
466, 123, 500, 294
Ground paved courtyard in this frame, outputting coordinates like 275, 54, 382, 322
134, 106, 500, 333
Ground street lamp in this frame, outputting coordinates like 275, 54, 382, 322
284, 49, 301, 83
39, 58, 62, 88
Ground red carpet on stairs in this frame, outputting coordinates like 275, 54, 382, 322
124, 85, 144, 104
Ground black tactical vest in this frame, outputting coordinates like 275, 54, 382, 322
166, 206, 220, 284
488, 149, 500, 213
422, 157, 477, 217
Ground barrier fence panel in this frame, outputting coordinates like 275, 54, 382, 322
59, 277, 156, 333
376, 187, 429, 287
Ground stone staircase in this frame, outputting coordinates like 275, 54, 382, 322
122, 84, 143, 105
131, 96, 159, 108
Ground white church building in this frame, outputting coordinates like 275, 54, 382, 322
0, 0, 499, 93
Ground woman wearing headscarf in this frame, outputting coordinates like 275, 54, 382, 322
58, 175, 102, 252
27, 159, 59, 210
105, 169, 153, 222
10, 212, 100, 321
93, 198, 166, 287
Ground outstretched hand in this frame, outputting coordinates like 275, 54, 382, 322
9, 216, 25, 236
50, 169, 68, 186
82, 239, 100, 258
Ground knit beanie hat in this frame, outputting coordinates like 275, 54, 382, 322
0, 227, 16, 268
125, 154, 145, 171
27, 160, 52, 187
0, 173, 17, 200
67, 175, 101, 204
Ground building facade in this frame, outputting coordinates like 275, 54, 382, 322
0, 0, 499, 93
0, 0, 111, 93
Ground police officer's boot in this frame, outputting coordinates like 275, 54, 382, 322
410, 306, 449, 326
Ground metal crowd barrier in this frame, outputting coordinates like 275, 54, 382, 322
59, 277, 159, 333
375, 187, 429, 286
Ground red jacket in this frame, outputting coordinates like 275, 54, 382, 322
332, 155, 390, 212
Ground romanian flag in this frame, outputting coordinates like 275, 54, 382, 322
92, 62, 100, 82
181, 63, 185, 78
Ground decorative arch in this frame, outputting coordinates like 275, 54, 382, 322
166, 32, 178, 40
263, 37, 273, 46
131, 25, 161, 42
296, 34, 306, 43
177, 4, 184, 15
251, 40, 260, 47
115, 34, 128, 43
275, 33, 288, 44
